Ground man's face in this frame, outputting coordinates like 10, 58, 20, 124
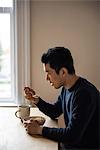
43, 63, 65, 89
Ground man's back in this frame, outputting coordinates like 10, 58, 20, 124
62, 77, 100, 149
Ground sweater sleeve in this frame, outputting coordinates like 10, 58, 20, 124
36, 88, 64, 119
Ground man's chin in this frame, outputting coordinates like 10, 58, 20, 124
53, 85, 61, 89
50, 83, 62, 89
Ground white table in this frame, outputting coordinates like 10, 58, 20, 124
0, 107, 58, 150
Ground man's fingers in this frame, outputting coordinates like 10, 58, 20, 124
30, 119, 34, 122
23, 121, 28, 127
24, 87, 35, 96
25, 95, 33, 100
30, 88, 35, 95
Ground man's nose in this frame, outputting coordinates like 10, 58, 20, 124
46, 74, 50, 81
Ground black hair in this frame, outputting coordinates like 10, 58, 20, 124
41, 47, 75, 74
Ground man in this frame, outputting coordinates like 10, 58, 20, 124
24, 47, 100, 149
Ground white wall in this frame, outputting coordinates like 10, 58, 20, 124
30, 1, 100, 102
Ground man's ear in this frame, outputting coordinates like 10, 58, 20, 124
60, 67, 68, 76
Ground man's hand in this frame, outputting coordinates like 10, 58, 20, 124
24, 87, 39, 105
23, 119, 43, 135
24, 87, 35, 95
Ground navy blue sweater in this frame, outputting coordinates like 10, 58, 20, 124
37, 77, 100, 149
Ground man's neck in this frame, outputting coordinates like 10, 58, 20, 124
64, 74, 79, 90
